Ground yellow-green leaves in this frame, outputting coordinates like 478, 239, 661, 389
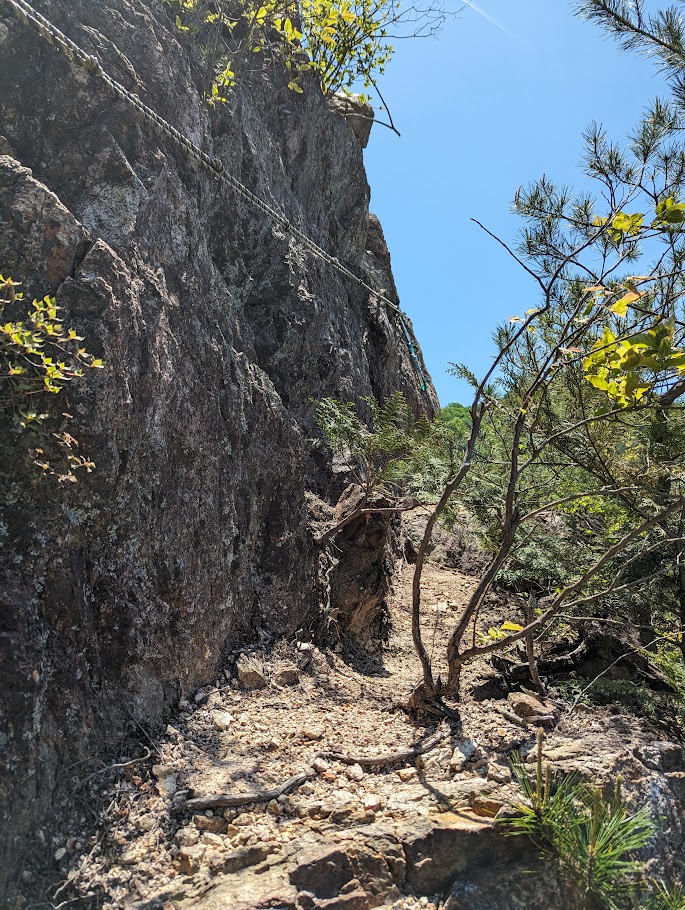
501, 621, 524, 633
653, 196, 685, 227
592, 199, 685, 247
594, 211, 644, 245
167, 0, 395, 103
583, 321, 685, 408
0, 274, 102, 481
610, 290, 642, 317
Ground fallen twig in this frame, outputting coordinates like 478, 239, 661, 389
313, 723, 450, 767
496, 706, 556, 728
172, 769, 315, 815
75, 747, 152, 790
171, 724, 450, 815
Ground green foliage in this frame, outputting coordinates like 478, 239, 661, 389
314, 391, 445, 497
641, 883, 685, 910
438, 401, 471, 439
162, 0, 442, 103
313, 392, 471, 527
504, 732, 654, 910
0, 274, 102, 481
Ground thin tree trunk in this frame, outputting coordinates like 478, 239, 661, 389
526, 592, 544, 694
676, 502, 685, 665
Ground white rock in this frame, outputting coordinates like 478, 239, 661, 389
449, 738, 478, 772
211, 710, 234, 732
311, 757, 330, 774
363, 793, 383, 812
54, 847, 67, 862
346, 763, 364, 782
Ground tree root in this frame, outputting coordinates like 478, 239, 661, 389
407, 682, 461, 721
171, 723, 451, 816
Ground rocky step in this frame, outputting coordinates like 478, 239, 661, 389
129, 809, 567, 910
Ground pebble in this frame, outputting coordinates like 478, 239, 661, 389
236, 654, 267, 690
396, 767, 418, 782
487, 763, 512, 784
363, 793, 383, 812
311, 757, 330, 773
449, 738, 478, 772
211, 710, 234, 732
346, 763, 364, 782
273, 667, 300, 686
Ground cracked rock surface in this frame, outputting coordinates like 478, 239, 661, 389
0, 0, 436, 896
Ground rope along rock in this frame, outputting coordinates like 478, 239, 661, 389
0, 0, 429, 393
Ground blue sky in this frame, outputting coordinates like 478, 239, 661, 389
362, 0, 668, 405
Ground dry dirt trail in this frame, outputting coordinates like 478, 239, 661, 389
37, 563, 685, 910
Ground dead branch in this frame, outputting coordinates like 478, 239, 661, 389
75, 747, 152, 790
171, 724, 450, 815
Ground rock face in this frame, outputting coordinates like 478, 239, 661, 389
0, 0, 437, 896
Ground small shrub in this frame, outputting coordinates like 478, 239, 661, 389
0, 274, 102, 481
503, 730, 654, 909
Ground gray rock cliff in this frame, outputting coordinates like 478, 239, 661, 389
0, 0, 437, 896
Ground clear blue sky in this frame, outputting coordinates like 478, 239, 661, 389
362, 0, 668, 405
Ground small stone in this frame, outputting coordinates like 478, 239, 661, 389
211, 710, 234, 732
236, 654, 267, 690
193, 814, 226, 834
507, 691, 555, 719
174, 826, 200, 847
200, 832, 224, 848
302, 727, 324, 741
194, 688, 208, 704
277, 794, 293, 812
206, 690, 223, 708
296, 641, 315, 653
449, 738, 478, 772
155, 772, 178, 799
487, 763, 512, 784
363, 793, 382, 812
396, 767, 418, 782
311, 757, 330, 773
266, 799, 281, 815
346, 763, 364, 782
273, 667, 300, 686
135, 814, 156, 832
120, 843, 149, 865
174, 845, 206, 874
152, 763, 175, 779
235, 812, 256, 827
471, 795, 506, 818
541, 741, 586, 763
54, 847, 67, 862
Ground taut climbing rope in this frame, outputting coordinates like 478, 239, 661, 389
0, 0, 429, 394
